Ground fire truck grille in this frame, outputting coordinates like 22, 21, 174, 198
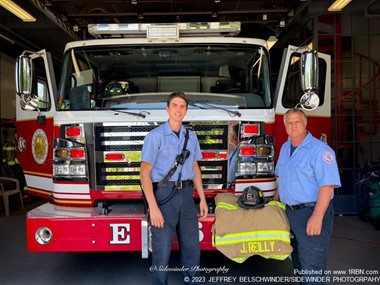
96, 162, 141, 186
95, 125, 156, 151
94, 123, 229, 188
198, 160, 227, 185
194, 124, 228, 186
194, 124, 228, 150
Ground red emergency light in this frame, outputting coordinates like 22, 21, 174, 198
219, 153, 227, 159
202, 152, 216, 159
66, 126, 82, 138
70, 148, 85, 158
241, 124, 259, 136
240, 146, 255, 156
105, 153, 125, 161
202, 151, 227, 159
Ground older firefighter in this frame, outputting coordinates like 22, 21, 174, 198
275, 108, 341, 284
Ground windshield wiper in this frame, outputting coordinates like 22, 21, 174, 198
97, 107, 150, 118
113, 109, 150, 118
189, 100, 241, 117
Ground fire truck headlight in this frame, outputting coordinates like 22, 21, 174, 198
53, 161, 87, 177
236, 161, 274, 176
35, 227, 52, 244
237, 162, 256, 176
69, 164, 86, 176
53, 164, 70, 176
257, 162, 274, 174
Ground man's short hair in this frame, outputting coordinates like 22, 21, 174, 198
284, 108, 307, 124
167, 91, 188, 108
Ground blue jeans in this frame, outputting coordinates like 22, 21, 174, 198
286, 201, 334, 285
151, 184, 200, 285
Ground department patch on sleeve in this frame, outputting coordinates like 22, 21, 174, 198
323, 152, 335, 164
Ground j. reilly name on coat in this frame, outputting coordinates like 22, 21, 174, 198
240, 241, 275, 253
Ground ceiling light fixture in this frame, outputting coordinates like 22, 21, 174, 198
0, 0, 36, 22
328, 0, 352, 12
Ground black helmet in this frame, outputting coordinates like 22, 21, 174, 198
104, 81, 129, 97
237, 186, 267, 209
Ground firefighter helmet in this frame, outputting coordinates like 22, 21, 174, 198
237, 186, 267, 209
104, 81, 129, 97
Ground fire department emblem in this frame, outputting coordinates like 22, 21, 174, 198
323, 152, 334, 164
17, 136, 26, 152
32, 129, 48, 164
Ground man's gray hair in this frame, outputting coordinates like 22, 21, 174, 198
283, 108, 307, 124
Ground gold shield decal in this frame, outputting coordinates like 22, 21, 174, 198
32, 129, 48, 164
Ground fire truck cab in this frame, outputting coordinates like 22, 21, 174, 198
14, 22, 331, 255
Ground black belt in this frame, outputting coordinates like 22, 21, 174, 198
153, 180, 193, 190
286, 202, 316, 211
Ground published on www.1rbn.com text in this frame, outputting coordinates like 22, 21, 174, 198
155, 266, 380, 284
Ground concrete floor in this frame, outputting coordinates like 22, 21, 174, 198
1, 198, 380, 285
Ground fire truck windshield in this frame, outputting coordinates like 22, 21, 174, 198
57, 44, 272, 111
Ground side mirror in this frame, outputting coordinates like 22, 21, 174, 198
20, 94, 39, 110
300, 93, 320, 111
15, 55, 33, 97
299, 50, 319, 111
15, 54, 39, 111
300, 50, 318, 93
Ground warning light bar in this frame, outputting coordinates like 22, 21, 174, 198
88, 22, 241, 38
147, 25, 179, 39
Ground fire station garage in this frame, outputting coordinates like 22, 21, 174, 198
0, 1, 380, 285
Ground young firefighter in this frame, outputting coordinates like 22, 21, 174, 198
140, 91, 208, 285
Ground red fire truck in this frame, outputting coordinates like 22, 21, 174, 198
14, 22, 331, 255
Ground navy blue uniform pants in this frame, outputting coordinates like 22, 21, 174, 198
151, 184, 200, 285
286, 201, 334, 285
